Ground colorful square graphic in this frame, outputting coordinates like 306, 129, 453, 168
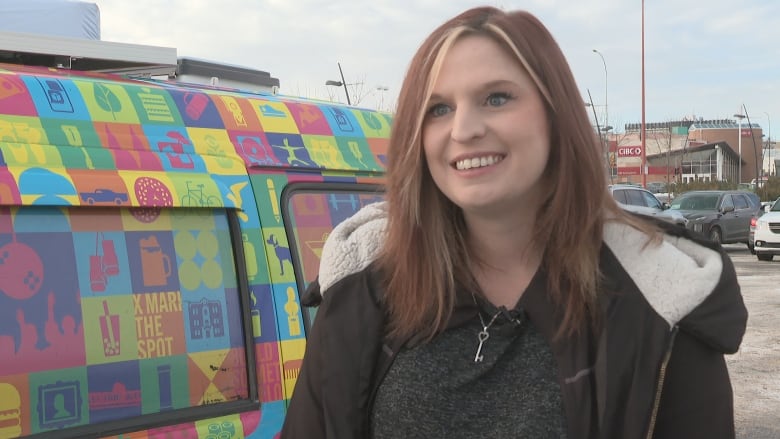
252, 100, 298, 134
336, 136, 384, 171
0, 74, 37, 116
272, 284, 303, 341
174, 229, 227, 293
286, 102, 331, 135
229, 130, 279, 167
188, 348, 248, 406
125, 231, 180, 293
0, 229, 85, 375
251, 173, 286, 227
303, 135, 347, 169
87, 361, 142, 424
139, 356, 189, 414
29, 367, 89, 433
73, 231, 132, 296
82, 296, 138, 365
255, 342, 282, 402
251, 284, 277, 344
321, 105, 364, 137
354, 109, 391, 137
182, 292, 230, 353
0, 376, 31, 437
265, 133, 312, 167
126, 84, 183, 126
168, 89, 224, 129
196, 414, 245, 439
133, 291, 187, 359
242, 229, 269, 286
75, 80, 141, 124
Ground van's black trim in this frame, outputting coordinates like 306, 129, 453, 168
227, 208, 261, 405
24, 400, 260, 439
279, 182, 385, 336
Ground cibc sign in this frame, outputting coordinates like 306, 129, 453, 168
618, 146, 642, 157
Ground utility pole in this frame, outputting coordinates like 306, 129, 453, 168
641, 0, 647, 187
734, 112, 745, 184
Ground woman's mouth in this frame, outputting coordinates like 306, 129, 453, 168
454, 155, 505, 170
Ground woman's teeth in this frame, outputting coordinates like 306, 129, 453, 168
455, 155, 503, 170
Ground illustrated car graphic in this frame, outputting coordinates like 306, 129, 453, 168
80, 189, 129, 205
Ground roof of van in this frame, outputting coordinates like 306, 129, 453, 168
0, 63, 390, 208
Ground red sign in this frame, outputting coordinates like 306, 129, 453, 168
618, 146, 642, 157
741, 129, 751, 137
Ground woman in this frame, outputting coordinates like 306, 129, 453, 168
282, 7, 747, 439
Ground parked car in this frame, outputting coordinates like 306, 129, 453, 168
752, 196, 780, 261
645, 181, 668, 194
748, 201, 774, 254
608, 184, 687, 227
668, 190, 761, 246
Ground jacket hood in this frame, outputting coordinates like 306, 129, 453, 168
316, 202, 746, 354
603, 220, 746, 353
318, 201, 388, 293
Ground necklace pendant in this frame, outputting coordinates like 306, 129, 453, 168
474, 330, 489, 362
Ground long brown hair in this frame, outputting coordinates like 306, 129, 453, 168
378, 6, 651, 341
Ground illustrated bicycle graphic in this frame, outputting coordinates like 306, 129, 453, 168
181, 181, 220, 207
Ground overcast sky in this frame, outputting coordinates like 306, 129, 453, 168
92, 0, 779, 134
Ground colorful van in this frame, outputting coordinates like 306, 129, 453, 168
0, 62, 389, 438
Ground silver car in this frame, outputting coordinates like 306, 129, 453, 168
608, 185, 687, 227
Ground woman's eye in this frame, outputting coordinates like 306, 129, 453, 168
486, 93, 512, 107
427, 103, 451, 117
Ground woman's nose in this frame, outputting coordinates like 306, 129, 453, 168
450, 105, 486, 143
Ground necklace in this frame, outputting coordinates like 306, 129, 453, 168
473, 300, 503, 363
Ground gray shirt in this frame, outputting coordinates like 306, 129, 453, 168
371, 299, 568, 438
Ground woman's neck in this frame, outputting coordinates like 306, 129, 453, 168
465, 214, 544, 309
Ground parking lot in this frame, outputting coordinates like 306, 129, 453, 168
721, 244, 780, 438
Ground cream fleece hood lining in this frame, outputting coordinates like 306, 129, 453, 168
317, 202, 723, 328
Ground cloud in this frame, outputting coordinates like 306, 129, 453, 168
86, 0, 780, 128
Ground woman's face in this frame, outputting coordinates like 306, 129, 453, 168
422, 34, 551, 220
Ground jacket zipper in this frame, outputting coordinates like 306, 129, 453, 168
645, 326, 679, 439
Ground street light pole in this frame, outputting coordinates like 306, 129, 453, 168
764, 111, 771, 177
325, 62, 352, 105
641, 0, 647, 187
337, 62, 351, 106
735, 113, 745, 184
592, 49, 608, 134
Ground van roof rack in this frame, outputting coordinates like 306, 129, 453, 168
0, 29, 177, 77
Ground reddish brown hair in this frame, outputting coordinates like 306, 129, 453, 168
378, 7, 652, 341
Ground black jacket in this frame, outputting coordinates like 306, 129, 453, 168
281, 203, 747, 439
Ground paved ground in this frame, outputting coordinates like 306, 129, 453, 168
721, 244, 780, 438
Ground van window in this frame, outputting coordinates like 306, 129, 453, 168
283, 184, 384, 328
0, 206, 256, 437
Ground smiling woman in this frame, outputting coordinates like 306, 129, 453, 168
421, 34, 551, 234
281, 6, 748, 439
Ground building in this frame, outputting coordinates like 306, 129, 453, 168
607, 118, 767, 186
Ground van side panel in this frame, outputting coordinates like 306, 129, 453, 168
0, 63, 390, 439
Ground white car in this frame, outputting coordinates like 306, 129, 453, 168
753, 197, 780, 261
